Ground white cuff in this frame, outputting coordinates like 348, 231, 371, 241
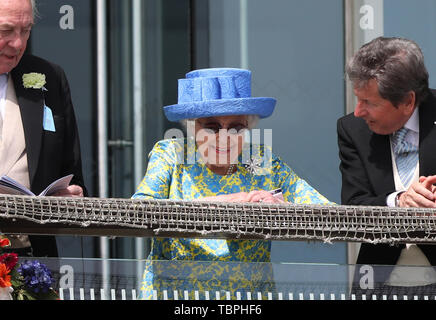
386, 191, 405, 207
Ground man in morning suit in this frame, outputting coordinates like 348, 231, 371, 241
337, 37, 436, 299
0, 0, 87, 257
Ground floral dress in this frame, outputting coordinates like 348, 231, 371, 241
133, 139, 330, 300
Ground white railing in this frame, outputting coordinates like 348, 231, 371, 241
57, 288, 436, 301
59, 288, 138, 301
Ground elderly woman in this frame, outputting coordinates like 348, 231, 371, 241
133, 68, 331, 300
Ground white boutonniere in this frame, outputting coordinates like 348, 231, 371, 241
22, 73, 47, 91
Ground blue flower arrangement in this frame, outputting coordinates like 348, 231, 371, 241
18, 260, 55, 294
0, 234, 59, 300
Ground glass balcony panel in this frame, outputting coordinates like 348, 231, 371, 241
23, 258, 436, 301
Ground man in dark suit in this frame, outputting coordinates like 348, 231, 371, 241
0, 0, 86, 257
337, 37, 436, 299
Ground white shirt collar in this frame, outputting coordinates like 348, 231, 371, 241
391, 107, 419, 147
403, 107, 419, 133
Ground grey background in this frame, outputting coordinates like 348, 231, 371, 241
384, 0, 436, 89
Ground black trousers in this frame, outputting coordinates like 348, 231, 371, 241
3, 235, 58, 258
3, 246, 33, 257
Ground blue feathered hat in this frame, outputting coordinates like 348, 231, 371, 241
164, 68, 277, 122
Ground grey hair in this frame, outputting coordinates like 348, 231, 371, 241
346, 37, 430, 107
30, 0, 39, 19
179, 115, 260, 135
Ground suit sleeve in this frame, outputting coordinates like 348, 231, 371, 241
337, 118, 389, 206
56, 66, 88, 196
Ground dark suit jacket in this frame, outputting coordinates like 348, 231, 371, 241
10, 54, 87, 257
337, 89, 436, 282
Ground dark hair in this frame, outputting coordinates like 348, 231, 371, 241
346, 37, 429, 107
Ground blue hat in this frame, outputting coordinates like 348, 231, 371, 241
164, 68, 277, 122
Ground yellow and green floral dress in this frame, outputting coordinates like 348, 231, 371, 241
133, 139, 330, 300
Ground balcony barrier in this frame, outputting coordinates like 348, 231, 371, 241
1, 195, 436, 301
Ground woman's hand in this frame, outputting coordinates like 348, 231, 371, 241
199, 192, 251, 203
199, 190, 285, 203
246, 190, 285, 203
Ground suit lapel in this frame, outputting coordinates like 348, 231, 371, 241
419, 91, 436, 176
11, 64, 44, 186
367, 131, 396, 194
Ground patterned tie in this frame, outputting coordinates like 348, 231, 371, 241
392, 127, 419, 187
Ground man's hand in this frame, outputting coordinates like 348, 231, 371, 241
52, 185, 84, 198
398, 175, 436, 208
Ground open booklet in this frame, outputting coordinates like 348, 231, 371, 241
0, 174, 74, 196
